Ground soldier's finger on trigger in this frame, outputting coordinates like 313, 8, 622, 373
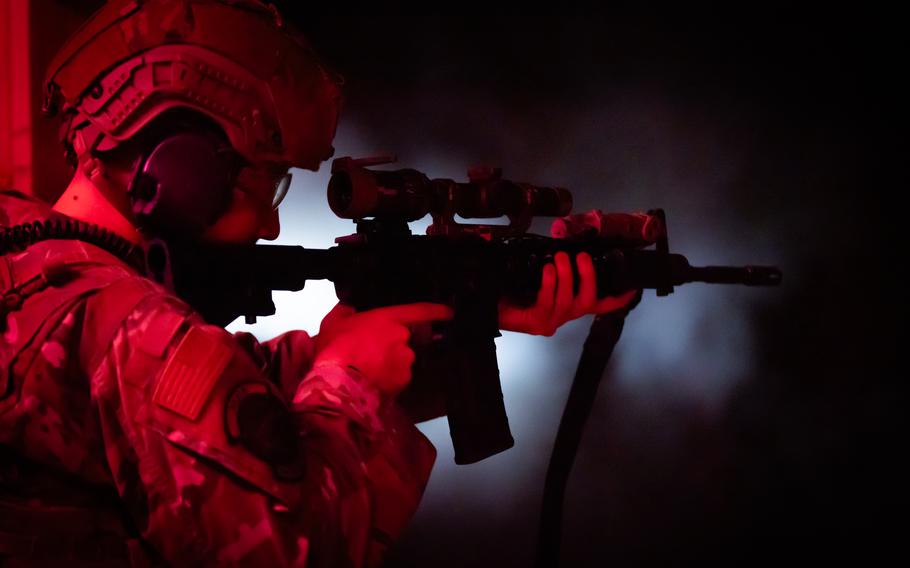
399, 346, 416, 368
389, 324, 411, 345
398, 348, 417, 381
385, 347, 416, 391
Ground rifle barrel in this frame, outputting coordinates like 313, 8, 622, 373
683, 265, 782, 286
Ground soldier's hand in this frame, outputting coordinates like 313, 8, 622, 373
498, 251, 640, 336
313, 302, 454, 395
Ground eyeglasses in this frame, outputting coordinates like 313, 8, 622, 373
235, 166, 293, 210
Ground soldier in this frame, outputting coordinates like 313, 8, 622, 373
0, 1, 637, 566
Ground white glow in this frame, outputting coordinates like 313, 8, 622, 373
227, 121, 378, 337
226, 97, 783, 504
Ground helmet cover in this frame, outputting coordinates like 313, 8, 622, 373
45, 0, 342, 172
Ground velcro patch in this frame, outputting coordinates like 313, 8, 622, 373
153, 326, 234, 420
138, 309, 187, 358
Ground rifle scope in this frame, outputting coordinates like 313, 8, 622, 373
328, 157, 572, 221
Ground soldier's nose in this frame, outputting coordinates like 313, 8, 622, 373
258, 208, 280, 241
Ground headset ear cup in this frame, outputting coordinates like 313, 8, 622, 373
129, 132, 234, 239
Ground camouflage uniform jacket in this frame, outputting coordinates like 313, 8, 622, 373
0, 190, 436, 567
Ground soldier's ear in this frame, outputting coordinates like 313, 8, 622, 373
127, 130, 236, 240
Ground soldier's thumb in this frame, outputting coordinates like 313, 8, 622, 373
319, 302, 357, 338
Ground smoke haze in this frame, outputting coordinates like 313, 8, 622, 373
229, 4, 899, 565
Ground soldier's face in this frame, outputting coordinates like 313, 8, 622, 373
200, 165, 290, 243
200, 187, 280, 243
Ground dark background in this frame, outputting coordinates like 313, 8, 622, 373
54, 2, 903, 565
285, 4, 901, 566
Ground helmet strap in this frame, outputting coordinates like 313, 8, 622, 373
74, 129, 124, 205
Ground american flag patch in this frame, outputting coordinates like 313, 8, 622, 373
152, 326, 234, 420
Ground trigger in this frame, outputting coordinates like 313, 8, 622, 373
410, 322, 444, 346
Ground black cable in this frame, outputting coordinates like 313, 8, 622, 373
0, 217, 142, 269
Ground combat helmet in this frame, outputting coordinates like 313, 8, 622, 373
44, 0, 342, 173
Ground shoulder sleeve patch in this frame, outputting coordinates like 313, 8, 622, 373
153, 325, 234, 420
137, 307, 187, 359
